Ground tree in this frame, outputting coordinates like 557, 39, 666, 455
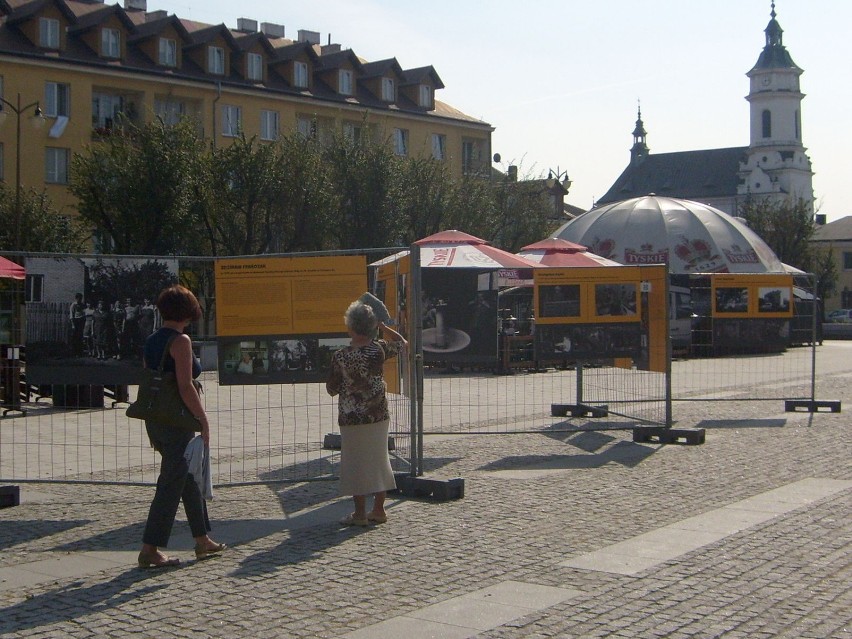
324, 135, 403, 249
489, 175, 556, 253
739, 196, 838, 310
0, 184, 87, 252
202, 135, 288, 255
70, 118, 205, 255
739, 196, 815, 267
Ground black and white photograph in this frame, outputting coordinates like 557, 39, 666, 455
218, 335, 349, 385
595, 283, 638, 316
535, 322, 642, 362
538, 284, 581, 318
24, 256, 178, 385
715, 286, 749, 313
421, 268, 498, 364
758, 286, 791, 313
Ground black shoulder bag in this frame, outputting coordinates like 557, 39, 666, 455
126, 334, 202, 431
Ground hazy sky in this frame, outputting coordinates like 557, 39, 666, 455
153, 0, 851, 222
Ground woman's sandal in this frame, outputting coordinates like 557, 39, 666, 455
138, 550, 180, 569
194, 541, 227, 560
339, 513, 369, 527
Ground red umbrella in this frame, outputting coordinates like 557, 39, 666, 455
518, 238, 622, 267
413, 230, 541, 269
0, 256, 25, 280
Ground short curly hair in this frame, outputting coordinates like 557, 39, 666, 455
156, 285, 202, 322
344, 301, 377, 337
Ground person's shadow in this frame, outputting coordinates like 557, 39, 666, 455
0, 569, 167, 634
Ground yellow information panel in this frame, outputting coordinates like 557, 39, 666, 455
711, 273, 793, 318
533, 265, 667, 373
374, 255, 411, 395
215, 255, 367, 337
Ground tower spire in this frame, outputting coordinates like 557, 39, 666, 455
630, 101, 649, 164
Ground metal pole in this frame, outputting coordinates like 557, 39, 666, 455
409, 243, 424, 477
14, 93, 22, 253
810, 272, 817, 403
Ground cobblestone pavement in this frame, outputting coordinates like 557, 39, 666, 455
1, 346, 850, 638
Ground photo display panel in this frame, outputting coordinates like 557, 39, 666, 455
215, 255, 367, 385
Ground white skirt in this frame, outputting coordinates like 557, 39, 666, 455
338, 419, 397, 496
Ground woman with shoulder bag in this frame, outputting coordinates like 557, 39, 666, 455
137, 285, 226, 568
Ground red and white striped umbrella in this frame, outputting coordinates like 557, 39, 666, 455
413, 230, 541, 269
517, 238, 622, 268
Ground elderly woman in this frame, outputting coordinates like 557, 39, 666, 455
137, 285, 226, 568
327, 300, 407, 526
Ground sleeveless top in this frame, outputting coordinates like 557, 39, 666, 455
143, 327, 201, 378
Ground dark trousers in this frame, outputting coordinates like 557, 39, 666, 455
142, 425, 210, 547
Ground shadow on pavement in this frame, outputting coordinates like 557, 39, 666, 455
0, 520, 89, 551
0, 569, 166, 634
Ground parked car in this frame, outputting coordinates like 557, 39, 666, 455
826, 309, 852, 323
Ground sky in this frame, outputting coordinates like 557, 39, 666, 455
151, 0, 852, 222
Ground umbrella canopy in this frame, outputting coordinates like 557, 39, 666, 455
553, 195, 785, 274
0, 256, 25, 280
517, 238, 622, 268
410, 230, 541, 269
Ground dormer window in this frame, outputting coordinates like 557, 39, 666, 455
158, 38, 177, 67
101, 28, 120, 59
294, 61, 309, 88
247, 53, 263, 82
39, 18, 60, 49
208, 46, 225, 75
381, 77, 395, 102
339, 69, 353, 96
419, 84, 433, 108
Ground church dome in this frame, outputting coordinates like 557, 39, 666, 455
553, 195, 785, 274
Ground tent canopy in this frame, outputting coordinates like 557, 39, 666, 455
518, 237, 622, 267
554, 195, 785, 274
375, 230, 541, 270
0, 256, 25, 280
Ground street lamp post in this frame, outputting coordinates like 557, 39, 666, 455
0, 93, 44, 252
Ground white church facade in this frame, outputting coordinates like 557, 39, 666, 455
598, 3, 814, 216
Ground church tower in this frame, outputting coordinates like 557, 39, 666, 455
738, 2, 814, 209
630, 104, 649, 165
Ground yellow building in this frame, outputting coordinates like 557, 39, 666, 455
0, 0, 493, 217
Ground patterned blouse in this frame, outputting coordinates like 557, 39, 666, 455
326, 339, 404, 426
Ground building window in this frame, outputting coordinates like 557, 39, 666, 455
462, 139, 482, 175
0, 142, 4, 180
419, 85, 433, 108
297, 115, 315, 139
795, 110, 801, 140
339, 69, 353, 96
25, 274, 44, 303
39, 18, 60, 48
343, 121, 366, 143
761, 109, 771, 138
294, 61, 309, 88
221, 105, 241, 137
92, 92, 129, 131
101, 28, 120, 58
158, 38, 177, 67
431, 133, 446, 160
260, 110, 279, 141
381, 77, 395, 102
247, 53, 263, 81
154, 98, 187, 126
393, 128, 408, 156
45, 82, 70, 118
208, 46, 225, 75
844, 252, 852, 270
45, 147, 70, 184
